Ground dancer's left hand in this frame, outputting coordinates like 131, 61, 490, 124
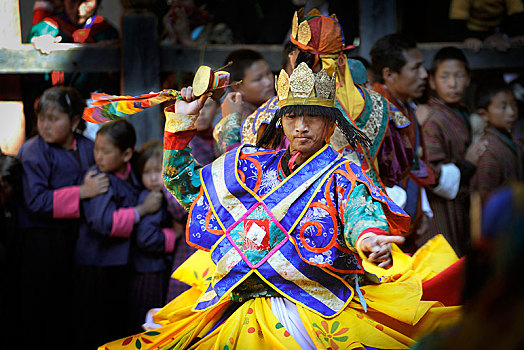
360, 234, 405, 268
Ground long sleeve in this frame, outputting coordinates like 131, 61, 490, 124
423, 101, 477, 191
81, 183, 135, 238
212, 112, 242, 154
29, 18, 59, 42
422, 116, 447, 178
377, 121, 414, 187
52, 186, 81, 218
21, 150, 57, 218
20, 141, 81, 219
163, 110, 203, 212
136, 211, 175, 254
341, 183, 390, 250
470, 146, 502, 199
371, 83, 415, 187
423, 115, 476, 188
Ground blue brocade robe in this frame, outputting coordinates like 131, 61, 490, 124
163, 114, 410, 318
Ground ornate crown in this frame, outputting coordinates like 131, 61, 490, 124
276, 62, 336, 108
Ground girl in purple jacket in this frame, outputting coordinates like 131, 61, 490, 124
17, 86, 108, 348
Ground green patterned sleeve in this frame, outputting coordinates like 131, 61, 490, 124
342, 183, 390, 250
163, 147, 203, 212
212, 112, 242, 154
163, 112, 203, 212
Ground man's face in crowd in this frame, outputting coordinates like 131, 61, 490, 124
385, 48, 428, 102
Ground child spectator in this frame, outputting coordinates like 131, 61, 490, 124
222, 49, 275, 116
74, 119, 161, 349
422, 47, 487, 256
17, 86, 108, 349
470, 76, 524, 205
129, 140, 175, 333
214, 49, 275, 153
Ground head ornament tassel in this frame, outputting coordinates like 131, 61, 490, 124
289, 8, 354, 55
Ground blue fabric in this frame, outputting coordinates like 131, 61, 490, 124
75, 165, 141, 267
132, 189, 174, 273
355, 276, 367, 313
17, 134, 95, 230
404, 177, 419, 221
347, 58, 368, 85
188, 144, 408, 316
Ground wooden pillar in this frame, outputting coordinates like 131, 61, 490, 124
358, 0, 397, 60
0, 0, 21, 48
0, 0, 24, 155
121, 12, 162, 147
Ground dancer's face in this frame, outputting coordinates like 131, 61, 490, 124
282, 113, 332, 166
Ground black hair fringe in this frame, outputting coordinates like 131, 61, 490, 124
296, 50, 316, 68
256, 105, 371, 150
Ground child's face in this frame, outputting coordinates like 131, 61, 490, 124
94, 133, 131, 174
485, 91, 518, 131
430, 59, 470, 104
235, 59, 275, 107
141, 158, 163, 191
195, 98, 219, 131
37, 104, 76, 148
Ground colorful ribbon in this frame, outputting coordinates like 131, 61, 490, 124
82, 89, 182, 123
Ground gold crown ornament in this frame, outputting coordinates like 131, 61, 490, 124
276, 62, 336, 108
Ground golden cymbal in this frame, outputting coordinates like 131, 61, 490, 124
192, 65, 232, 101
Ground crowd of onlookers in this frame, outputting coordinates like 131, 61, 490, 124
1, 0, 523, 349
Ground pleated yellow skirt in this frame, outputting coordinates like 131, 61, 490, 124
99, 235, 462, 350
